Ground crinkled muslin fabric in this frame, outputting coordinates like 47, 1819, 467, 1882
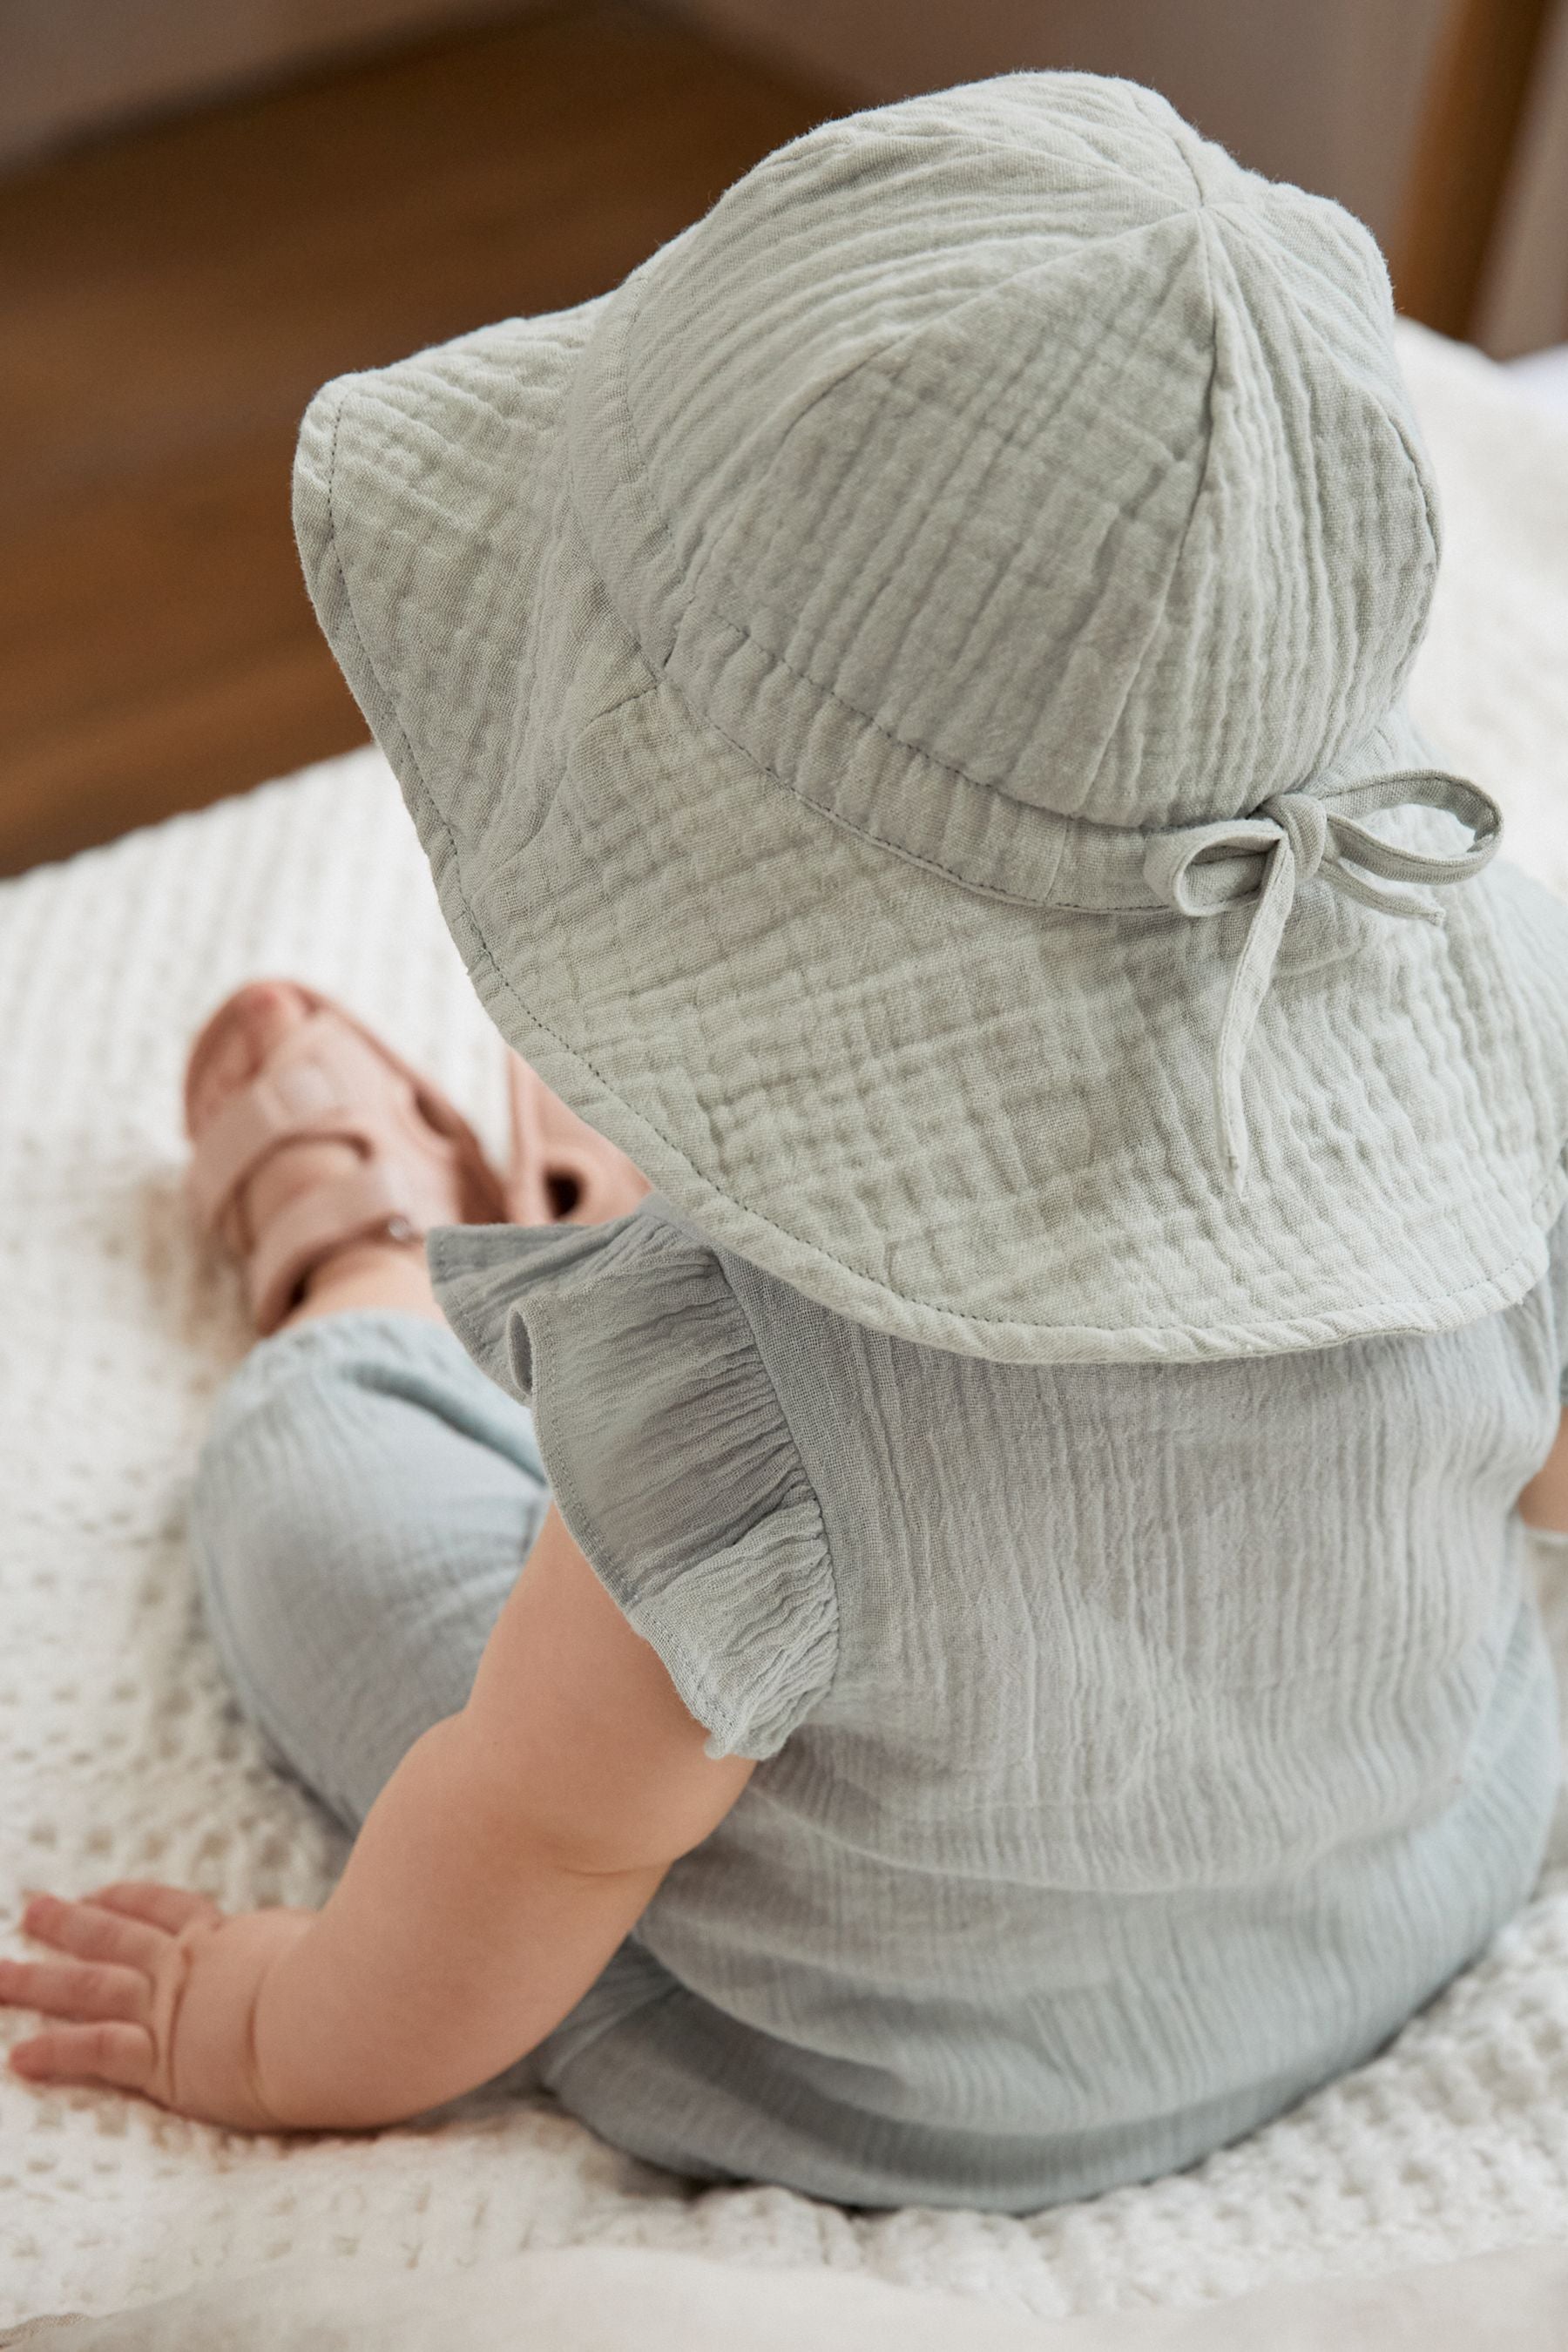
293, 71, 1568, 1364
3, 323, 1568, 2326
414, 1194, 1567, 2210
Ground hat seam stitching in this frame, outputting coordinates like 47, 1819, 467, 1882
758, 100, 1212, 207
652, 613, 1443, 918
613, 132, 1434, 843
1072, 205, 1221, 810
617, 224, 1240, 837
575, 326, 1098, 905
639, 463, 1426, 895
1145, 82, 1208, 209
321, 324, 1568, 1350
632, 599, 1442, 917
640, 476, 1423, 916
670, 619, 1098, 907
612, 184, 1415, 862
620, 267, 1045, 811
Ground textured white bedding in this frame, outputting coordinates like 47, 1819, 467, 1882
2, 321, 1567, 2330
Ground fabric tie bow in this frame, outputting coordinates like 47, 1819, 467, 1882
1141, 768, 1503, 1200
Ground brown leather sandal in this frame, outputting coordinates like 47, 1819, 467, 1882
185, 983, 512, 1335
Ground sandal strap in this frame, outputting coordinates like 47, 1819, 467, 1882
186, 1051, 382, 1233
247, 1162, 421, 1335
186, 991, 517, 1330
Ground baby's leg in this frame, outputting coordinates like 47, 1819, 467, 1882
188, 1308, 550, 1832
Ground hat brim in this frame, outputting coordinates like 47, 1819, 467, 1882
294, 301, 1568, 1362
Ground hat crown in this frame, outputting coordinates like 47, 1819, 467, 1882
580, 73, 1438, 834
294, 80, 1568, 1365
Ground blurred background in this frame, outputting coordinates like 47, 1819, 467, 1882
2, 0, 1565, 877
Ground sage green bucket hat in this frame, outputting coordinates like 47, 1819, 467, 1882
293, 71, 1568, 1363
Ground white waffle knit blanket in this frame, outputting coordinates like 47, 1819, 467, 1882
2, 322, 1568, 2330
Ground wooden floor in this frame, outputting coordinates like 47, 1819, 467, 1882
0, 4, 841, 875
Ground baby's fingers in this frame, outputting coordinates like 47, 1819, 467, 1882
84, 1882, 223, 1936
0, 1955, 151, 2026
9, 2019, 155, 2093
20, 1892, 166, 1975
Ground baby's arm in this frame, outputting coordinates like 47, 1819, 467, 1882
1519, 1409, 1568, 1533
2, 1503, 754, 2129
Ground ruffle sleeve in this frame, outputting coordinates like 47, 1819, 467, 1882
426, 1201, 839, 1761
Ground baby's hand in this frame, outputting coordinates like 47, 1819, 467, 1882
0, 1882, 314, 2129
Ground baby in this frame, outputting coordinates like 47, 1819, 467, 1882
7, 72, 1568, 2216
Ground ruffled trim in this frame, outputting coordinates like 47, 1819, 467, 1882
428, 1201, 839, 1761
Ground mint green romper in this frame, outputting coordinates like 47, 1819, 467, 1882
191, 1192, 1568, 2212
